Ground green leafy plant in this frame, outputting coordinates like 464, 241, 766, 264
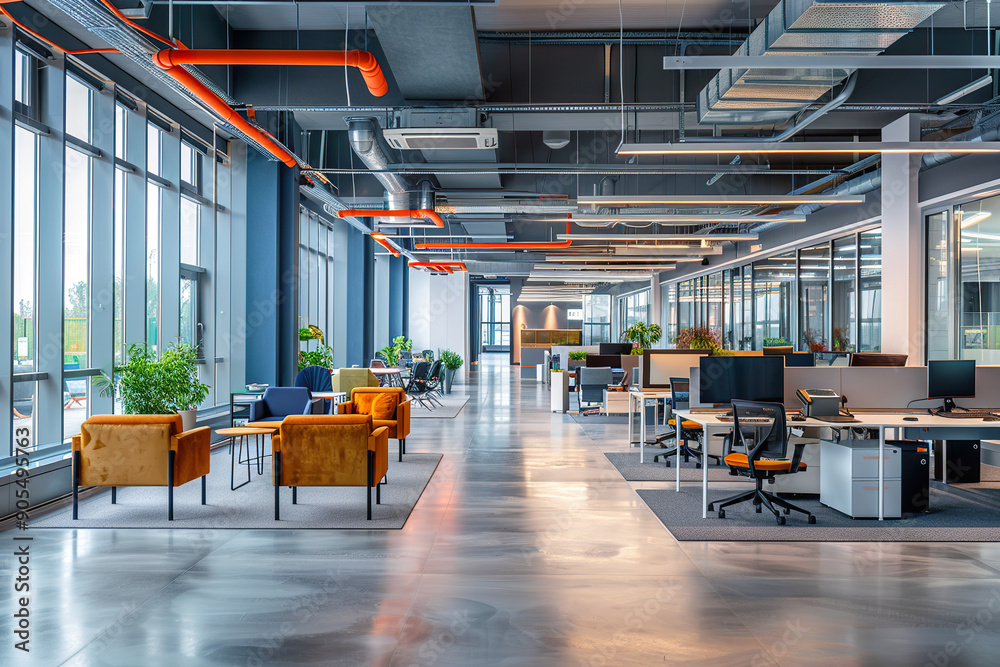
298, 345, 334, 371
676, 327, 722, 351
568, 350, 588, 361
299, 325, 324, 344
378, 335, 412, 366
441, 350, 464, 370
763, 337, 792, 347
833, 327, 852, 352
710, 347, 736, 357
95, 341, 209, 414
621, 322, 663, 354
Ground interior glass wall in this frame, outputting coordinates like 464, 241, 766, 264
477, 284, 511, 352
617, 288, 650, 337
298, 207, 336, 354
926, 211, 952, 360
662, 228, 881, 351
956, 197, 1000, 363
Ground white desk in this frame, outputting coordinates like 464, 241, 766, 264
628, 389, 672, 463
674, 409, 1000, 520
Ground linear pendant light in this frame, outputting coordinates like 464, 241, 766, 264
535, 214, 807, 224
578, 195, 864, 206
616, 141, 1000, 156
556, 233, 758, 242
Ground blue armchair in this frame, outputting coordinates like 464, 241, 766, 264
248, 387, 322, 423
295, 366, 333, 413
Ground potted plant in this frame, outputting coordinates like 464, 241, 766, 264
567, 349, 588, 369
162, 342, 211, 430
621, 322, 663, 355
676, 327, 722, 351
440, 350, 463, 394
96, 341, 209, 431
298, 345, 334, 371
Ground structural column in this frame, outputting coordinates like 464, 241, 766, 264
880, 114, 923, 362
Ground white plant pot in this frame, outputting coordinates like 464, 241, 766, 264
178, 408, 197, 432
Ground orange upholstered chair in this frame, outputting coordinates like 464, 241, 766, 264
71, 414, 211, 520
272, 415, 389, 520
338, 387, 411, 462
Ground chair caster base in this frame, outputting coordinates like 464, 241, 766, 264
777, 515, 786, 525
718, 509, 726, 519
707, 503, 714, 512
808, 515, 817, 524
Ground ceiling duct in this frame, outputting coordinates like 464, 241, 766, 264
697, 0, 947, 125
347, 118, 410, 198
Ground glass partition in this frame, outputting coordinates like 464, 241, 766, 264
798, 243, 829, 351
859, 229, 882, 351
832, 236, 857, 352
754, 252, 795, 347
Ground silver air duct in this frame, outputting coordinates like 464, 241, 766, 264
346, 117, 411, 200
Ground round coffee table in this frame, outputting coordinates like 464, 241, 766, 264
217, 427, 277, 490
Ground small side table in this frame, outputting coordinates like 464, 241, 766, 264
217, 427, 277, 490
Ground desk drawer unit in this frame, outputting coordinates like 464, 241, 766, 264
820, 440, 901, 519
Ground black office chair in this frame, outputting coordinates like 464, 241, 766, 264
653, 378, 721, 468
405, 361, 434, 410
708, 400, 815, 525
578, 366, 613, 415
423, 359, 445, 407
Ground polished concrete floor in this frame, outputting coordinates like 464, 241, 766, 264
4, 354, 1000, 665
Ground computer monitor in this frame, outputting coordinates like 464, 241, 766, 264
641, 349, 711, 389
783, 352, 815, 367
699, 356, 785, 405
927, 359, 976, 412
586, 354, 622, 368
850, 353, 908, 367
599, 342, 632, 355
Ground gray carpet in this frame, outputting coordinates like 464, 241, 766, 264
32, 447, 443, 530
605, 451, 744, 482
637, 482, 1000, 542
411, 395, 469, 419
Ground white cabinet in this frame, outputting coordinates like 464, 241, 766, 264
821, 440, 902, 519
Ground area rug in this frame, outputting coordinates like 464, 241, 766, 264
605, 451, 746, 482
410, 395, 469, 419
637, 482, 1000, 542
32, 448, 442, 530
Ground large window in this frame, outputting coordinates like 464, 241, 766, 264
859, 229, 882, 352
583, 293, 611, 344
478, 285, 510, 352
926, 211, 952, 360
298, 207, 335, 349
618, 288, 650, 337
13, 126, 38, 449
64, 146, 92, 438
832, 236, 857, 352
146, 183, 162, 353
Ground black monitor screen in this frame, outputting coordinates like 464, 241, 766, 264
599, 342, 632, 355
927, 360, 976, 399
784, 352, 815, 367
699, 356, 785, 405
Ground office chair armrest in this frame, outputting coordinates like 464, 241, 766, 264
788, 442, 808, 471
338, 401, 354, 414
172, 426, 212, 453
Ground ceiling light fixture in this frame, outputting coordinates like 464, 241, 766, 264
578, 195, 863, 206
959, 211, 992, 229
616, 141, 1000, 156
546, 214, 807, 224
555, 233, 758, 242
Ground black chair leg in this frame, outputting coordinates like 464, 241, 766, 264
72, 450, 80, 520
292, 487, 298, 505
399, 440, 403, 462
111, 486, 117, 504
367, 451, 374, 520
168, 450, 175, 521
202, 476, 207, 505
376, 481, 381, 504
274, 452, 281, 520
402, 438, 406, 455
765, 491, 815, 521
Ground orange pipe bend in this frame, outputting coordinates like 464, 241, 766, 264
416, 221, 572, 250
370, 234, 400, 257
152, 62, 299, 167
409, 261, 467, 272
152, 49, 389, 97
336, 209, 445, 228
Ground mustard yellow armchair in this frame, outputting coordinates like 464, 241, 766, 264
272, 415, 389, 520
338, 387, 411, 462
72, 414, 211, 520
330, 368, 380, 395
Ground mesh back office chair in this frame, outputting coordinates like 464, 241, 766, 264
404, 361, 435, 410
708, 400, 815, 525
578, 366, 613, 415
423, 360, 445, 406
370, 358, 387, 369
653, 378, 721, 468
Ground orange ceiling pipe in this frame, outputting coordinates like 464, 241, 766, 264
416, 221, 572, 250
152, 57, 299, 167
370, 233, 400, 257
152, 49, 389, 97
409, 261, 467, 273
337, 209, 445, 228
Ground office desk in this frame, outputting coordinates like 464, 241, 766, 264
628, 389, 672, 462
674, 409, 1000, 520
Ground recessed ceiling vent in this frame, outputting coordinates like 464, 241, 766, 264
697, 0, 947, 125
383, 128, 498, 150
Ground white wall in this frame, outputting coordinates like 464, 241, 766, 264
408, 268, 470, 382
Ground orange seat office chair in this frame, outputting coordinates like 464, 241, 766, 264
708, 400, 816, 525
72, 414, 211, 520
272, 415, 389, 520
338, 387, 411, 461
653, 378, 721, 468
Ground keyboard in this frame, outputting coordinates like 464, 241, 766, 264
934, 408, 1000, 419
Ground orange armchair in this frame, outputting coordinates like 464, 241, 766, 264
338, 387, 411, 462
72, 414, 211, 521
272, 415, 389, 520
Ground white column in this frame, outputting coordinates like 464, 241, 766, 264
650, 273, 661, 342
880, 114, 923, 362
